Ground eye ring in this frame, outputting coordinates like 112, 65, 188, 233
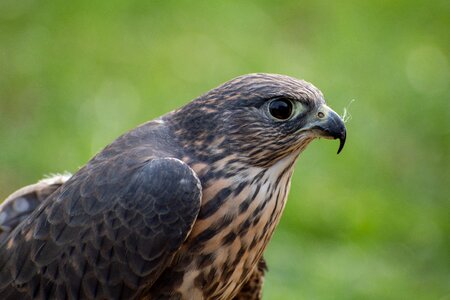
268, 98, 294, 120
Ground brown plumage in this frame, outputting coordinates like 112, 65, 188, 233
0, 73, 346, 299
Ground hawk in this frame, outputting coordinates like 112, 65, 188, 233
0, 73, 346, 299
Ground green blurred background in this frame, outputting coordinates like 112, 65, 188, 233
0, 0, 448, 299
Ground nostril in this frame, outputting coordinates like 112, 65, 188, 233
318, 111, 325, 118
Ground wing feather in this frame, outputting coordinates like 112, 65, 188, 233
0, 157, 202, 299
0, 175, 69, 242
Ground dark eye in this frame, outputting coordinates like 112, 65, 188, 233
268, 99, 294, 120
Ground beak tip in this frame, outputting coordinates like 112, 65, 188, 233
336, 133, 346, 154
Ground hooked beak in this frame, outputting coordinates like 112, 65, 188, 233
306, 105, 347, 154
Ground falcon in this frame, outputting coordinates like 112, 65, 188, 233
0, 73, 346, 299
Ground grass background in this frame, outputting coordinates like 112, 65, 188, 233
0, 1, 448, 299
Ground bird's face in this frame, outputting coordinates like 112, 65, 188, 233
171, 73, 346, 167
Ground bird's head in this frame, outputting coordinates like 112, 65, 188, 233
170, 73, 346, 167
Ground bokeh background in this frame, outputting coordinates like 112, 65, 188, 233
0, 1, 448, 299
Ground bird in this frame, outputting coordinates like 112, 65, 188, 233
0, 73, 346, 300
